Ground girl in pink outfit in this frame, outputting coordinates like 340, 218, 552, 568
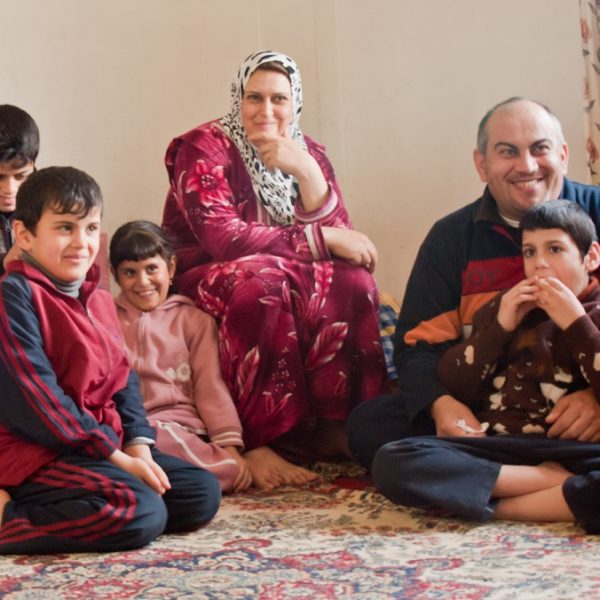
110, 221, 251, 493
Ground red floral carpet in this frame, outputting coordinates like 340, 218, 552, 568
1, 462, 600, 599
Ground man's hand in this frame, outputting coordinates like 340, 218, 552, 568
497, 277, 539, 332
430, 394, 487, 437
546, 388, 600, 442
110, 446, 171, 495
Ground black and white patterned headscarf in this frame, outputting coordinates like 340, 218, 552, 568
220, 50, 307, 225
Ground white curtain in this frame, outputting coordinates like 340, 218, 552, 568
580, 0, 600, 184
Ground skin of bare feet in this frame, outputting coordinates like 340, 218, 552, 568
244, 446, 319, 491
538, 461, 575, 483
493, 484, 575, 522
493, 461, 574, 498
0, 489, 11, 525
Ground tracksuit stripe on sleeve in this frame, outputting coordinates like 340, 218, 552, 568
0, 293, 114, 454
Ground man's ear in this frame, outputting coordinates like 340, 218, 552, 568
13, 220, 34, 251
585, 241, 600, 273
560, 142, 570, 175
473, 149, 488, 183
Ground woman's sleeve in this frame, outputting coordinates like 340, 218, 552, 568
436, 295, 513, 406
186, 307, 244, 449
165, 126, 333, 262
294, 136, 352, 229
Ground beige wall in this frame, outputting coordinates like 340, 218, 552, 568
2, 0, 585, 301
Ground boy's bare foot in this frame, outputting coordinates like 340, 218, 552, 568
494, 461, 574, 498
538, 461, 574, 482
245, 446, 318, 491
0, 489, 11, 525
494, 484, 575, 522
312, 419, 351, 459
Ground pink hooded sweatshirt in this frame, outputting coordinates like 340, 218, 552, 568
115, 293, 242, 491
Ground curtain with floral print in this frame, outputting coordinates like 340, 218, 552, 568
581, 0, 600, 183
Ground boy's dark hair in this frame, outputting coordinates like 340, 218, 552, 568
15, 166, 103, 232
109, 220, 175, 272
520, 199, 597, 258
0, 105, 40, 167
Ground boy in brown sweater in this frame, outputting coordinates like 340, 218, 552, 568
372, 200, 600, 532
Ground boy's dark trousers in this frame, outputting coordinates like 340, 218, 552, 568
0, 448, 220, 554
372, 434, 600, 533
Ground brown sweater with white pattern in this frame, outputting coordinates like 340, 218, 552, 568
437, 277, 600, 434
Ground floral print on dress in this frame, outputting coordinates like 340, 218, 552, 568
162, 122, 388, 449
186, 161, 230, 206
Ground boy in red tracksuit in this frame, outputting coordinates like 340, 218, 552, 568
0, 166, 220, 554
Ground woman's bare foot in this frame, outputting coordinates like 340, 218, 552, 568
0, 489, 11, 525
245, 446, 318, 491
312, 419, 351, 459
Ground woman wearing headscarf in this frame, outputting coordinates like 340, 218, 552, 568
162, 50, 387, 490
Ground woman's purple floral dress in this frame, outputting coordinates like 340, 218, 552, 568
162, 121, 387, 449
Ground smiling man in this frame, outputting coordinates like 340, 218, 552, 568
347, 97, 600, 470
474, 100, 569, 222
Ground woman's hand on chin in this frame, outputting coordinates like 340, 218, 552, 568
248, 130, 328, 212
248, 129, 311, 176
322, 226, 378, 272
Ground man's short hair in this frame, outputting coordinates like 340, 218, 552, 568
476, 97, 566, 155
520, 199, 597, 258
0, 105, 40, 167
15, 166, 103, 232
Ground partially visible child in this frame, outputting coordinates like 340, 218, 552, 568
0, 167, 220, 554
372, 200, 600, 533
110, 220, 251, 493
0, 105, 39, 274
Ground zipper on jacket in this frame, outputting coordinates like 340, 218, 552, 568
81, 303, 114, 376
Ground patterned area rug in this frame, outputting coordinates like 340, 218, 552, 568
1, 461, 600, 599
